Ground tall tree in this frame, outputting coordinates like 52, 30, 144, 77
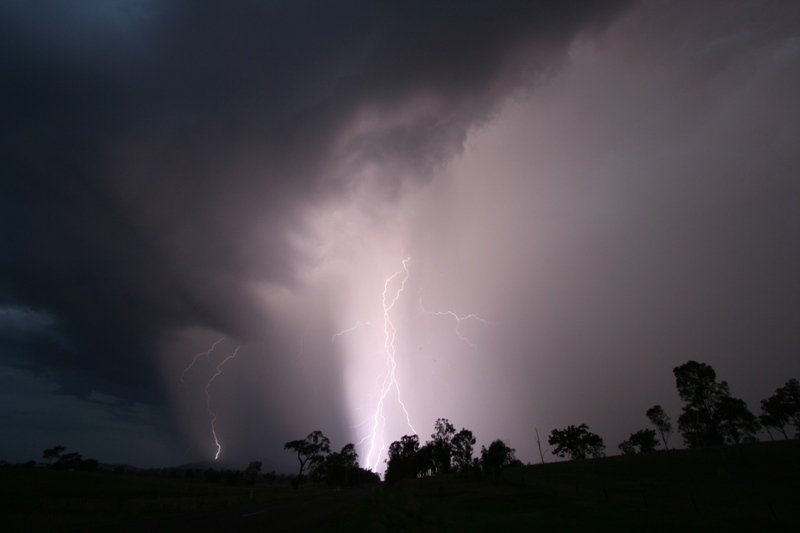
429, 418, 456, 474
480, 439, 519, 476
244, 461, 262, 485
673, 361, 730, 447
284, 430, 331, 487
322, 443, 359, 485
534, 428, 548, 464
451, 428, 476, 474
385, 434, 420, 483
548, 424, 605, 460
716, 396, 760, 446
760, 394, 790, 440
646, 405, 672, 450
760, 379, 800, 440
415, 443, 434, 478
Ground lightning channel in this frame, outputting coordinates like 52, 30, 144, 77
418, 299, 490, 349
361, 258, 417, 472
179, 336, 226, 388
331, 320, 372, 345
205, 345, 240, 460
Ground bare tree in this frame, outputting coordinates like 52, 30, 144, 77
646, 405, 672, 450
535, 428, 547, 464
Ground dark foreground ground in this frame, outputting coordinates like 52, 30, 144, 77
322, 439, 800, 532
1, 467, 376, 532
3, 439, 799, 532
86, 485, 376, 532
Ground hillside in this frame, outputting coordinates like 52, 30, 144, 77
323, 439, 800, 531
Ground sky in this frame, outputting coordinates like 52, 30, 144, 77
1, 0, 799, 472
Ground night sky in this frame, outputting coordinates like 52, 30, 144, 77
1, 0, 799, 472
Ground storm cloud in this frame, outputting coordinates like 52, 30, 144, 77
1, 0, 798, 469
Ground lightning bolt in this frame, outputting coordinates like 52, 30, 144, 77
418, 299, 490, 349
333, 259, 489, 473
356, 258, 417, 471
205, 345, 240, 460
179, 336, 226, 388
331, 320, 373, 345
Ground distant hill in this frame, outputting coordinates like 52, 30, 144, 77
171, 457, 285, 472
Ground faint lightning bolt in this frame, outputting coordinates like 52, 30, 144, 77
360, 258, 418, 471
205, 345, 240, 460
418, 299, 490, 349
331, 320, 373, 345
179, 336, 226, 388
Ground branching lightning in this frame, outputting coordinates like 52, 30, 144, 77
179, 336, 226, 388
331, 320, 372, 345
418, 299, 490, 349
332, 259, 490, 473
205, 346, 240, 460
362, 257, 417, 471
179, 338, 240, 461
333, 259, 419, 471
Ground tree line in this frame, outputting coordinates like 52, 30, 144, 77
286, 360, 798, 482
41, 445, 99, 472
554, 360, 799, 460
283, 431, 380, 487
382, 418, 523, 483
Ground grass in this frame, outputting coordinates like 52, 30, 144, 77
3, 440, 798, 531
319, 439, 800, 532
0, 468, 317, 531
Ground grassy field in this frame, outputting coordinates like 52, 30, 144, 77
3, 439, 799, 531
320, 439, 800, 532
0, 468, 316, 531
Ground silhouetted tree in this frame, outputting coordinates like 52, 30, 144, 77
244, 461, 262, 485
322, 443, 360, 485
760, 379, 800, 440
674, 361, 730, 447
42, 445, 65, 464
480, 439, 519, 477
56, 452, 82, 469
451, 428, 476, 474
416, 443, 434, 477
429, 418, 456, 474
646, 405, 672, 450
284, 430, 330, 487
760, 397, 788, 440
535, 428, 548, 464
618, 440, 635, 455
548, 424, 605, 460
385, 434, 420, 483
618, 429, 659, 455
52, 451, 97, 471
716, 396, 760, 446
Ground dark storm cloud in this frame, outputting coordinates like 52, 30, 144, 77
0, 1, 630, 407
